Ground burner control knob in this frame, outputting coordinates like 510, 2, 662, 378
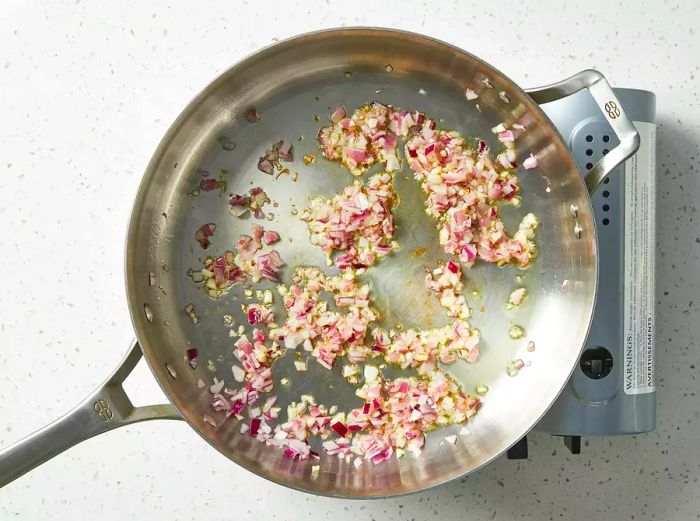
580, 346, 614, 379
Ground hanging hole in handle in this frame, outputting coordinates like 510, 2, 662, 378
122, 355, 170, 407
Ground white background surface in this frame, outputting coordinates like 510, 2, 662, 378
1, 1, 699, 519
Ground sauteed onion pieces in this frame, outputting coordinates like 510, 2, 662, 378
191, 98, 538, 466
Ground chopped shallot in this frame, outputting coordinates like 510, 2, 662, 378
268, 370, 480, 463
302, 172, 396, 269
216, 329, 285, 415
195, 224, 285, 298
382, 320, 480, 372
405, 119, 538, 268
425, 260, 471, 319
276, 267, 377, 369
507, 287, 528, 308
263, 230, 280, 245
195, 223, 216, 249
228, 194, 251, 216
229, 187, 270, 218
317, 101, 409, 175
197, 100, 542, 468
523, 153, 538, 169
231, 365, 246, 382
276, 139, 294, 162
257, 139, 294, 175
186, 347, 199, 369
257, 158, 274, 175
245, 108, 260, 123
316, 102, 538, 269
200, 178, 224, 192
508, 325, 525, 339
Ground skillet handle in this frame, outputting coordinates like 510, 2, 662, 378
0, 341, 181, 489
526, 69, 640, 193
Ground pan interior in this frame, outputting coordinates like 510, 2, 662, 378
126, 29, 597, 497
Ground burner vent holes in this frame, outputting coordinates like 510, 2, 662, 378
601, 189, 611, 226
583, 134, 613, 226
584, 134, 611, 147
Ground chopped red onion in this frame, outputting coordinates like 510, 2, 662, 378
302, 172, 395, 270
276, 139, 294, 162
262, 230, 280, 245
277, 267, 377, 369
257, 157, 274, 175
209, 378, 225, 394
330, 105, 346, 124
245, 108, 260, 123
523, 153, 538, 170
316, 102, 411, 175
229, 194, 251, 216
248, 306, 262, 325
195, 223, 216, 249
330, 421, 348, 437
507, 287, 528, 308
231, 365, 245, 382
405, 117, 538, 268
498, 130, 515, 143
200, 179, 220, 191
230, 399, 245, 415
227, 102, 538, 466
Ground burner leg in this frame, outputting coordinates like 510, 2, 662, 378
564, 435, 581, 454
506, 436, 528, 460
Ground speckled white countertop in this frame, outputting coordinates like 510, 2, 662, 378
1, 1, 699, 519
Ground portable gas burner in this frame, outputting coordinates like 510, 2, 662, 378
508, 87, 657, 458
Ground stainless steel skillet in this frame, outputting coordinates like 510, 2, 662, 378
0, 27, 639, 497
